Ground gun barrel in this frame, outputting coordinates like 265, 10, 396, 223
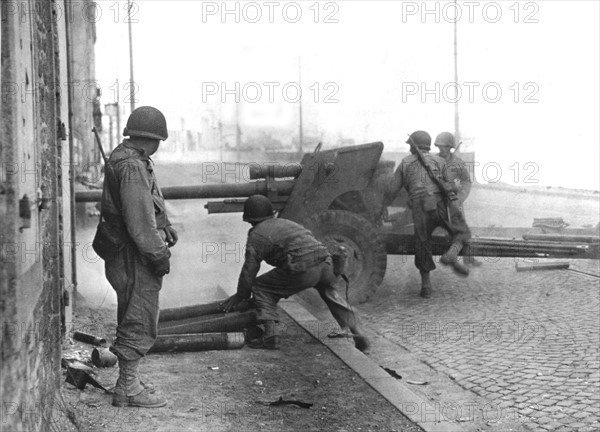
75, 179, 296, 202
248, 163, 302, 180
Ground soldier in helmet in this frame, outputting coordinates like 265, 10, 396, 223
434, 132, 472, 202
434, 132, 480, 266
95, 106, 177, 408
221, 195, 370, 352
390, 131, 471, 298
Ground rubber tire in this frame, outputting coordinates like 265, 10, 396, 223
302, 210, 387, 304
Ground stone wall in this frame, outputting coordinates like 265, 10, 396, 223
1, 1, 95, 430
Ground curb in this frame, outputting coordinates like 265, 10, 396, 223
280, 298, 467, 432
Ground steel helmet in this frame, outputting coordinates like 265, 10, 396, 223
123, 106, 168, 140
406, 130, 431, 150
434, 132, 456, 148
243, 195, 275, 222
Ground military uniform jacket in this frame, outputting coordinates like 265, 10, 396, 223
236, 218, 329, 299
443, 153, 472, 202
392, 152, 449, 206
100, 140, 171, 266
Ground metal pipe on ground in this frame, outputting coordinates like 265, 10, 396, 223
158, 311, 257, 335
383, 233, 595, 258
515, 262, 570, 272
159, 299, 253, 323
73, 331, 107, 347
149, 333, 245, 353
522, 234, 600, 244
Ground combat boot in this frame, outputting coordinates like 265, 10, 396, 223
420, 271, 432, 298
440, 242, 470, 277
247, 321, 280, 350
126, 388, 167, 408
247, 335, 281, 349
353, 334, 371, 352
463, 255, 483, 267
112, 359, 167, 408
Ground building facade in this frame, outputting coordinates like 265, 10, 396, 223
1, 1, 97, 430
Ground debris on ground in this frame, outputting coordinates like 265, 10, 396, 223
381, 367, 402, 380
515, 262, 570, 272
264, 397, 313, 409
405, 380, 429, 385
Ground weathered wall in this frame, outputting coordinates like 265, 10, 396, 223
69, 0, 98, 168
1, 1, 94, 430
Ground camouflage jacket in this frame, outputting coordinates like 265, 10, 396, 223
100, 140, 171, 266
236, 218, 329, 299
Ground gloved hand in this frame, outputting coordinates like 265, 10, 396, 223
153, 257, 170, 277
164, 226, 178, 248
220, 293, 244, 313
442, 181, 459, 194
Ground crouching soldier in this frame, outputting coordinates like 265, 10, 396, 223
94, 106, 177, 408
221, 195, 370, 352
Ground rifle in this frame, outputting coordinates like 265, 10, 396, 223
453, 140, 463, 154
406, 134, 457, 223
92, 127, 108, 164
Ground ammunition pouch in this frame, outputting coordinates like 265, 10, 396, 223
285, 245, 329, 274
327, 244, 348, 276
423, 194, 439, 211
441, 181, 459, 200
92, 221, 126, 261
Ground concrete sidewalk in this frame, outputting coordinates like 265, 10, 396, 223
56, 298, 423, 432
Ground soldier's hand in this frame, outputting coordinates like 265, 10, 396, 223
164, 226, 178, 248
154, 258, 170, 277
221, 294, 243, 313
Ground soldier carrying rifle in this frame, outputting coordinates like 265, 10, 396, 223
93, 106, 177, 408
390, 130, 471, 298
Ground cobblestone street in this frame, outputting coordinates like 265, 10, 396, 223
358, 257, 600, 432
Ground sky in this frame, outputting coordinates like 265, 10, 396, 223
94, 1, 599, 190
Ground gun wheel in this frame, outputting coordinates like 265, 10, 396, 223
302, 210, 387, 304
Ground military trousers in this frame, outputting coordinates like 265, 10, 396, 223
252, 259, 359, 333
412, 195, 471, 272
105, 244, 162, 361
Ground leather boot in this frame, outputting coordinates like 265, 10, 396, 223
420, 271, 432, 298
248, 321, 280, 349
463, 255, 482, 267
441, 242, 470, 276
353, 333, 371, 352
441, 241, 462, 263
112, 359, 167, 408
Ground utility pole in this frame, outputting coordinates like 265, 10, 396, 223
127, 0, 135, 112
298, 56, 304, 154
115, 78, 121, 145
107, 114, 114, 151
235, 102, 242, 157
453, 0, 460, 147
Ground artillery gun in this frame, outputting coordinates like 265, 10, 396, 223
76, 142, 599, 303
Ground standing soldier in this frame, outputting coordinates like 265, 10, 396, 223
221, 195, 370, 352
390, 131, 471, 298
94, 106, 177, 408
434, 132, 480, 266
